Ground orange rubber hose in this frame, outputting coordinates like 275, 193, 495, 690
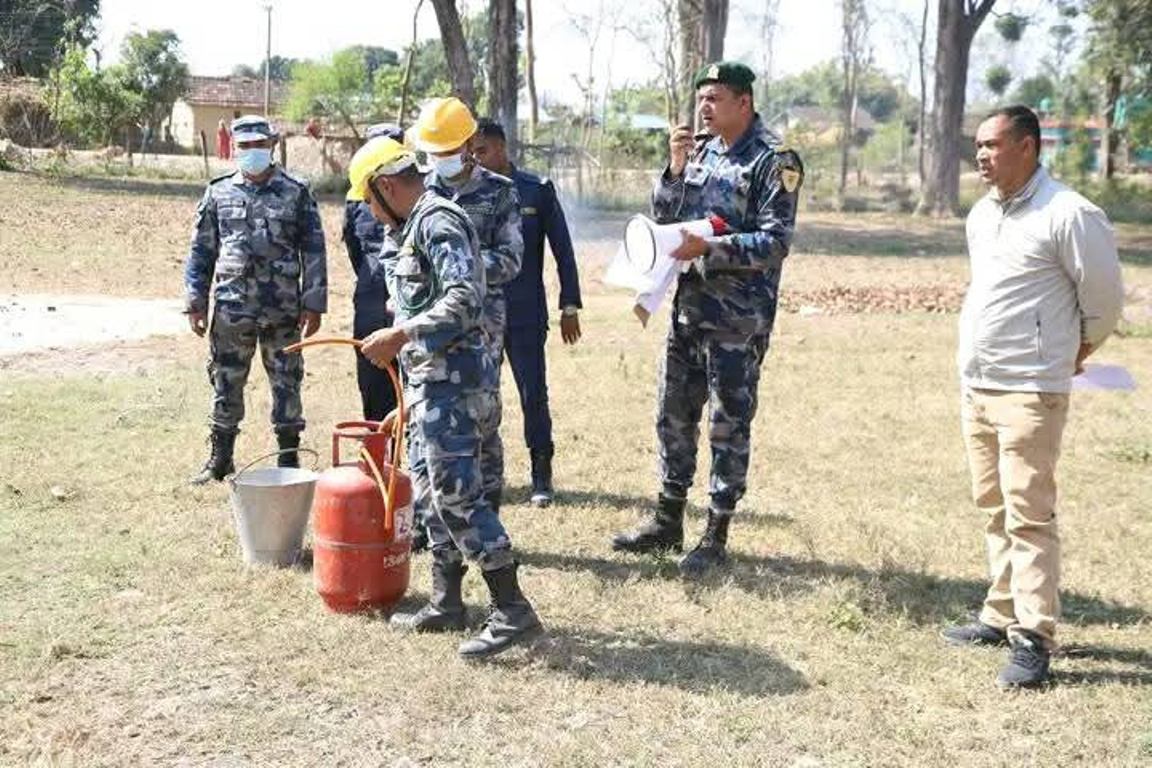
284, 336, 406, 528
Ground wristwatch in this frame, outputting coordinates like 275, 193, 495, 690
561, 305, 579, 317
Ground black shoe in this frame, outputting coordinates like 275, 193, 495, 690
529, 448, 554, 508
458, 562, 543, 659
188, 428, 237, 485
390, 556, 467, 633
941, 621, 1009, 647
410, 524, 429, 553
276, 429, 301, 468
610, 495, 685, 554
996, 631, 1052, 689
678, 510, 730, 577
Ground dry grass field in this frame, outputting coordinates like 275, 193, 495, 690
1, 170, 1151, 766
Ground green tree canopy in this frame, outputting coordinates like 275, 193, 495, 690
54, 43, 140, 146
1011, 75, 1056, 108
118, 29, 189, 131
0, 0, 99, 77
286, 47, 396, 136
766, 60, 903, 122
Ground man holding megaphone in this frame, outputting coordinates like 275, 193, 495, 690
611, 62, 804, 577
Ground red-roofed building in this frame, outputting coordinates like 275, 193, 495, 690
167, 76, 289, 149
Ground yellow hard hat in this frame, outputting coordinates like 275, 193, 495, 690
410, 97, 477, 154
347, 137, 420, 202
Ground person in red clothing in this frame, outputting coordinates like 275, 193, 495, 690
216, 119, 231, 159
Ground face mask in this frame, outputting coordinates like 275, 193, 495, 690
237, 147, 273, 175
433, 152, 467, 180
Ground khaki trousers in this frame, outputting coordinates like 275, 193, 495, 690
960, 387, 1070, 649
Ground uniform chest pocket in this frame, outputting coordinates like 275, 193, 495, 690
218, 204, 248, 239
392, 252, 435, 311
264, 205, 299, 242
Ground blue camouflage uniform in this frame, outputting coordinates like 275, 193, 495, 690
503, 166, 581, 456
426, 165, 523, 504
651, 114, 802, 513
342, 200, 399, 421
384, 190, 512, 569
185, 166, 328, 435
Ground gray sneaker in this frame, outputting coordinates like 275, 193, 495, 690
941, 621, 1008, 647
996, 631, 1052, 689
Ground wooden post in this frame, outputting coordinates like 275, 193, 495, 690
278, 136, 287, 170
199, 130, 210, 178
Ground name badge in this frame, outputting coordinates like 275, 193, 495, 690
521, 206, 537, 215
684, 163, 710, 188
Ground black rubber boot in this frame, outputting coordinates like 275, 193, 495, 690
458, 562, 543, 659
529, 448, 554, 508
678, 510, 731, 577
610, 495, 685, 554
276, 429, 301, 468
389, 556, 467, 632
189, 428, 237, 485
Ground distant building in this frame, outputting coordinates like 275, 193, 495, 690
771, 105, 876, 146
167, 76, 289, 149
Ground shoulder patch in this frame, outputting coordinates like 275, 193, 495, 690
774, 149, 804, 193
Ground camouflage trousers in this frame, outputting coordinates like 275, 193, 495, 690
656, 321, 770, 512
480, 290, 506, 500
207, 308, 304, 434
409, 389, 513, 570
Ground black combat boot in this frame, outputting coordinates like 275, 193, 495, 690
678, 510, 731, 577
458, 562, 543, 659
389, 555, 468, 632
529, 447, 554, 508
276, 428, 301, 468
485, 488, 502, 517
189, 428, 237, 485
610, 494, 686, 554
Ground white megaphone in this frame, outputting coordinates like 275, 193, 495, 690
605, 214, 725, 326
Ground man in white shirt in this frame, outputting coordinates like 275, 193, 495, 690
943, 105, 1124, 689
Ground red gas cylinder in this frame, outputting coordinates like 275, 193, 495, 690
312, 418, 413, 613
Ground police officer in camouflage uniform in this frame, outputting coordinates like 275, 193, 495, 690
185, 115, 328, 484
610, 63, 803, 576
349, 137, 542, 658
411, 98, 523, 517
342, 123, 404, 422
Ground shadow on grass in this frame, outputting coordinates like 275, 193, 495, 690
504, 484, 795, 531
520, 548, 1150, 630
35, 172, 206, 199
1056, 644, 1152, 686
516, 627, 809, 697
795, 221, 967, 259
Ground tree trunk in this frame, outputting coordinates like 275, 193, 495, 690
916, 0, 995, 218
430, 0, 476, 109
676, 0, 729, 126
917, 0, 928, 185
488, 0, 518, 156
525, 0, 539, 144
1098, 68, 1121, 181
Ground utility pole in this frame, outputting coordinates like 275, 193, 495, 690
263, 2, 273, 117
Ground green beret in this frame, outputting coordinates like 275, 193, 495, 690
693, 61, 756, 92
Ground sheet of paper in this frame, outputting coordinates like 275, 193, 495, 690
1072, 364, 1137, 391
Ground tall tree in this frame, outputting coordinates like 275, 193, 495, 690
430, 0, 476, 108
1084, 0, 1152, 179
838, 0, 870, 201
916, 0, 997, 218
488, 0, 518, 154
0, 0, 99, 78
118, 30, 189, 135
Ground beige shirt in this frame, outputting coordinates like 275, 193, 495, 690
959, 166, 1124, 393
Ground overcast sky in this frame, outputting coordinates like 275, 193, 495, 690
94, 0, 1068, 108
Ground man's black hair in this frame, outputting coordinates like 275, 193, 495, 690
476, 118, 506, 142
985, 105, 1041, 156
